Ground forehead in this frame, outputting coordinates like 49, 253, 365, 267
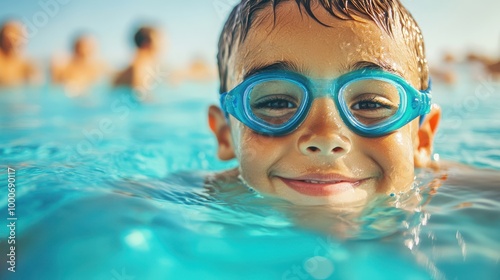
230, 2, 418, 88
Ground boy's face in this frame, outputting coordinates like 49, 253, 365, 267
210, 3, 440, 206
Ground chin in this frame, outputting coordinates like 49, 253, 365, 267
275, 183, 377, 207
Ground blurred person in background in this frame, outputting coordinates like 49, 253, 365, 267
486, 34, 500, 78
0, 20, 40, 87
112, 25, 166, 97
169, 56, 217, 86
486, 59, 500, 78
51, 34, 108, 96
466, 49, 500, 79
429, 52, 458, 85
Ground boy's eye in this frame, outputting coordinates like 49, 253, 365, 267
251, 94, 300, 124
248, 79, 304, 125
253, 97, 297, 109
351, 99, 390, 110
349, 95, 398, 124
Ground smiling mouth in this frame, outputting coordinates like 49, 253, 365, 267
278, 176, 366, 197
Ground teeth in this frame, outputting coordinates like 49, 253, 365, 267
303, 180, 344, 184
305, 180, 324, 184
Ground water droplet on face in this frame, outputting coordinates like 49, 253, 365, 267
412, 98, 419, 109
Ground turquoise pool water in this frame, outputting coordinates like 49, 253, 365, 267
1, 68, 500, 280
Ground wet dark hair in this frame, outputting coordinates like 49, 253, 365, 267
217, 0, 427, 93
133, 26, 156, 48
71, 32, 90, 50
0, 23, 7, 48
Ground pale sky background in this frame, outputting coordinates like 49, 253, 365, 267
1, 0, 499, 68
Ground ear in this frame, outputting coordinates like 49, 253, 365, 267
414, 104, 441, 168
208, 105, 235, 160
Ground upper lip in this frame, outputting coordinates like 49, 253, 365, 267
277, 173, 361, 183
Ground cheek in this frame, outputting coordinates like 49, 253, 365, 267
362, 129, 416, 190
237, 135, 275, 192
229, 120, 273, 176
230, 118, 291, 162
385, 132, 415, 164
230, 119, 262, 161
230, 120, 293, 189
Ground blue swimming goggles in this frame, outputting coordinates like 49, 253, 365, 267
220, 69, 432, 137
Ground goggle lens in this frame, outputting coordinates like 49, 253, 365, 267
248, 80, 305, 126
341, 78, 402, 126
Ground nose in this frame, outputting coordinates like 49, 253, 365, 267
297, 98, 351, 157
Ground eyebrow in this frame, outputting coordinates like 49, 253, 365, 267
347, 61, 404, 77
243, 60, 302, 80
243, 60, 404, 80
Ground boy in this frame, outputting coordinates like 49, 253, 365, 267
208, 0, 441, 206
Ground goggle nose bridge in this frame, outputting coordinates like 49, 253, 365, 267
304, 78, 342, 99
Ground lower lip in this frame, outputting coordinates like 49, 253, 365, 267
279, 177, 362, 197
